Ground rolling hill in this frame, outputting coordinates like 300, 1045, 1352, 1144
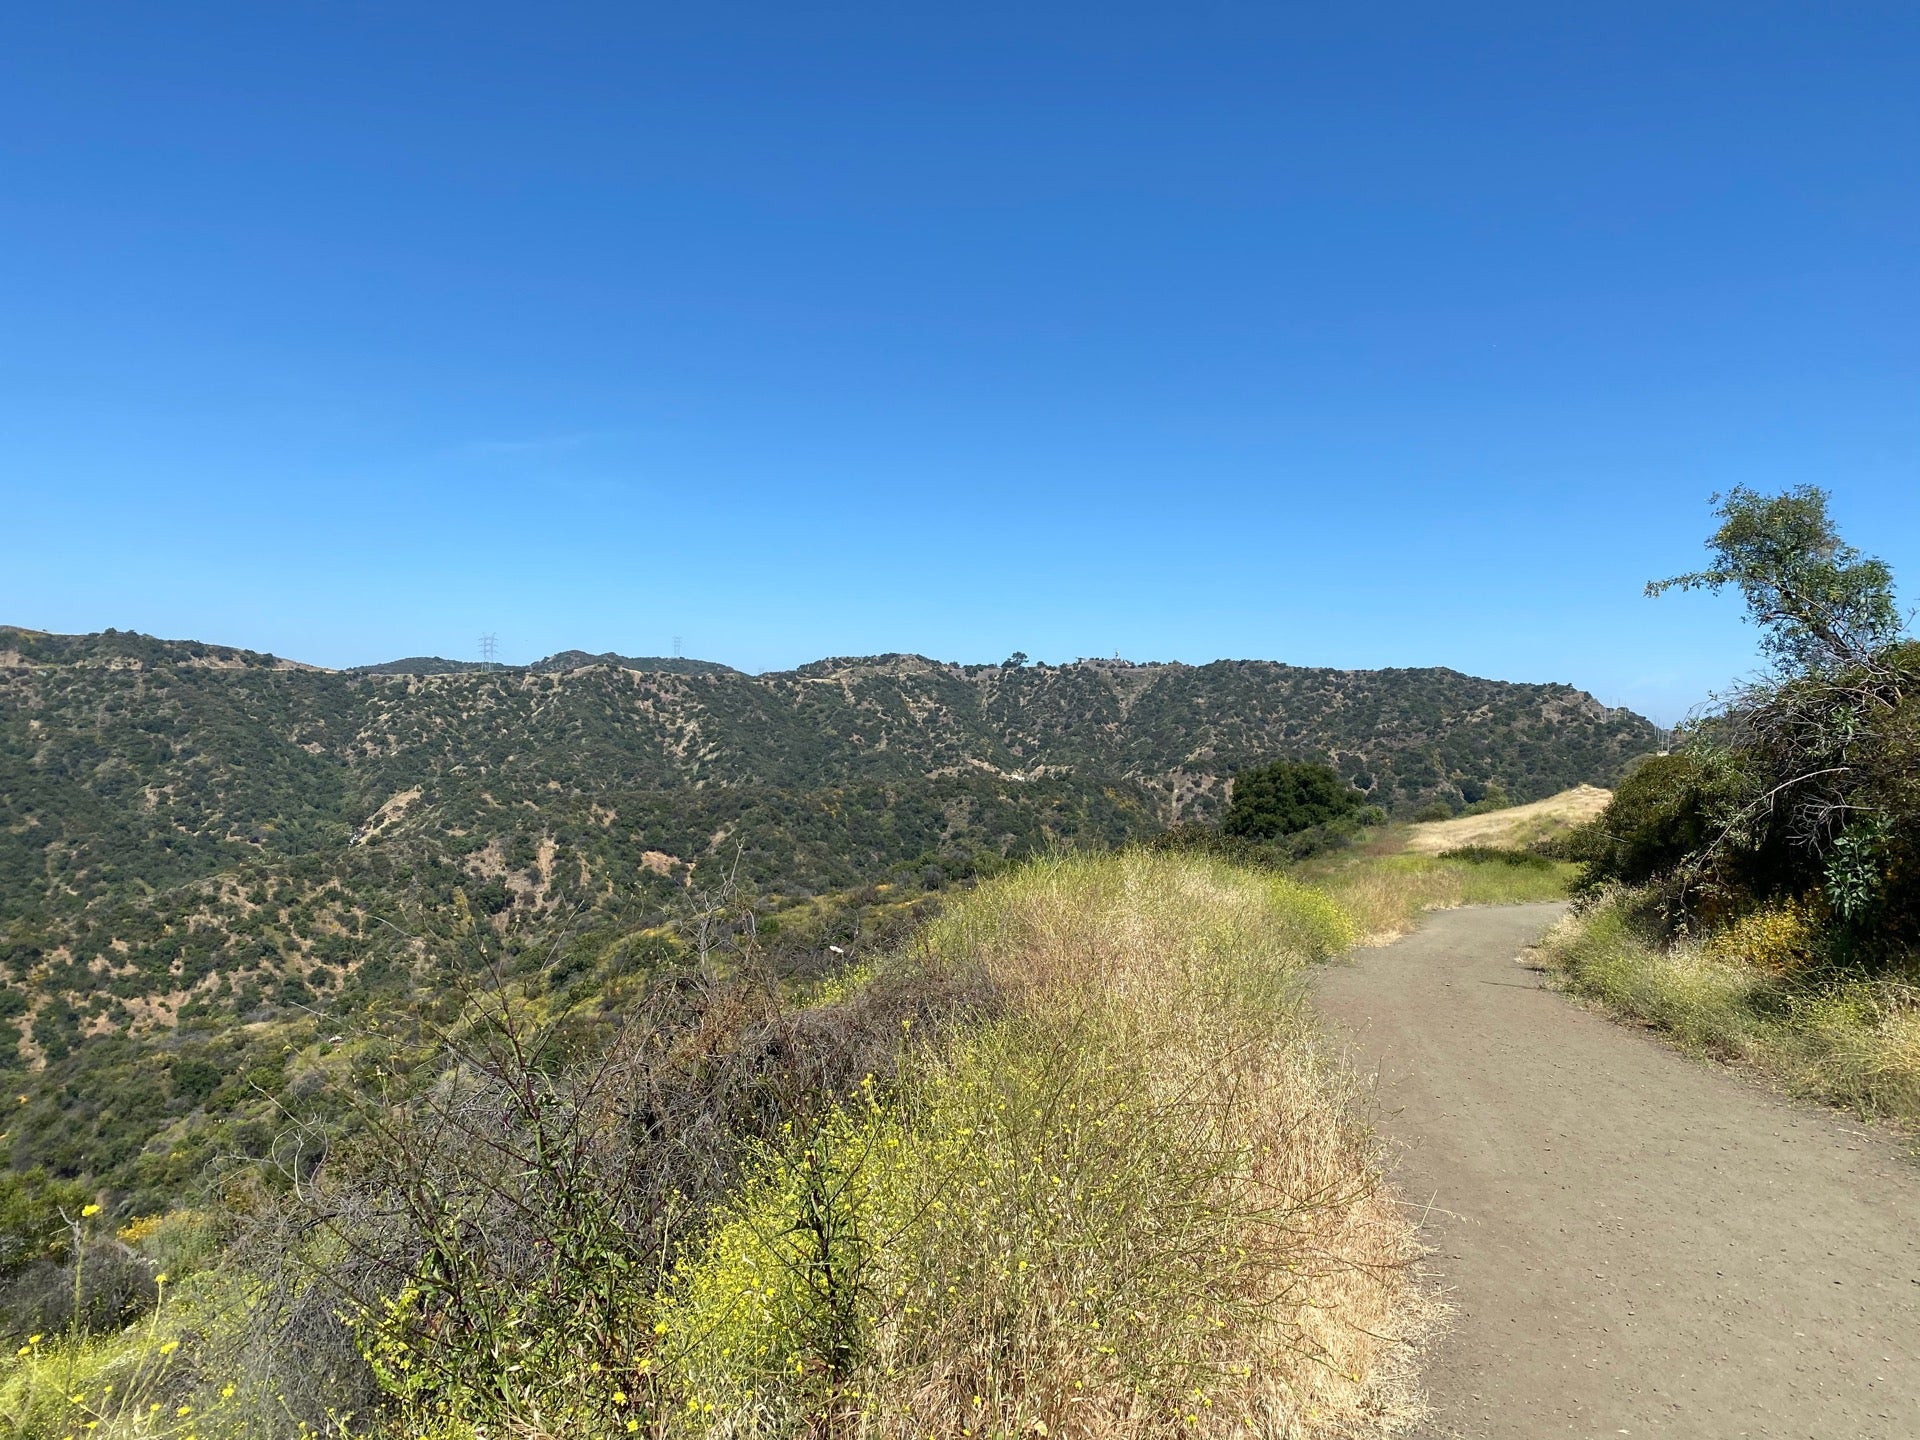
0, 625, 1659, 1193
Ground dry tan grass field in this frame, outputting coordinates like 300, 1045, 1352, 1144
1401, 783, 1612, 853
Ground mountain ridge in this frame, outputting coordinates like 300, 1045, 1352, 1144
2, 620, 1658, 1005
0, 622, 1659, 1192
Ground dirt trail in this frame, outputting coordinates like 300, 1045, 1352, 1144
1314, 903, 1920, 1439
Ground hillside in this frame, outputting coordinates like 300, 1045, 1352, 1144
1401, 783, 1615, 853
0, 625, 1659, 1192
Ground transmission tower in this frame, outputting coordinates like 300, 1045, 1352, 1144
672, 635, 684, 658
479, 633, 499, 665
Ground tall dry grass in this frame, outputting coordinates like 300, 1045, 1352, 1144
1398, 786, 1610, 855
1299, 850, 1575, 945
12, 852, 1451, 1440
661, 852, 1432, 1437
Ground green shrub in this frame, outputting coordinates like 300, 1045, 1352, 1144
0, 1171, 88, 1290
1457, 784, 1512, 817
1572, 752, 1732, 888
1222, 761, 1364, 840
1437, 845, 1556, 870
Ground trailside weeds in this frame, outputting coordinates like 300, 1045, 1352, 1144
1537, 892, 1920, 1126
657, 853, 1428, 1437
8, 853, 1441, 1439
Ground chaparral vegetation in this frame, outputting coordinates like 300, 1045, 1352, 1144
0, 841, 1572, 1439
1542, 487, 1920, 1125
0, 574, 1662, 1435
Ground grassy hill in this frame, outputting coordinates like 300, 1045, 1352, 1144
1401, 782, 1614, 853
0, 625, 1658, 1194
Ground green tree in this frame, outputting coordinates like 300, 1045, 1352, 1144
1648, 485, 1901, 674
1619, 487, 1917, 945
1222, 761, 1363, 840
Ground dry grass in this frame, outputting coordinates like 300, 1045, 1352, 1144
15, 854, 1460, 1440
1297, 848, 1577, 946
1537, 893, 1920, 1126
1400, 785, 1611, 855
661, 852, 1436, 1438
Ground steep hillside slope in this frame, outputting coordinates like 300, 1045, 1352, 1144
0, 625, 1657, 1187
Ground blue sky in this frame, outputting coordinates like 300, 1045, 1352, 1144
3, 4, 1915, 723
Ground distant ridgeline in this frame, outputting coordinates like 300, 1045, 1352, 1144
0, 624, 1656, 1189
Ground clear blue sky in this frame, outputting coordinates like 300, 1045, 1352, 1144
3, 4, 1915, 723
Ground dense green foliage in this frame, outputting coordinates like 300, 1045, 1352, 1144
0, 1169, 87, 1282
1572, 753, 1730, 887
1222, 760, 1364, 840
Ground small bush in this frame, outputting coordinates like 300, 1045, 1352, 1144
1457, 787, 1512, 817
1701, 897, 1823, 975
1438, 845, 1556, 870
0, 1243, 157, 1339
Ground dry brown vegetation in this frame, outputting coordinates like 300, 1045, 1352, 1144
1297, 839, 1579, 947
780, 852, 1441, 1437
3, 851, 1491, 1439
1400, 785, 1612, 855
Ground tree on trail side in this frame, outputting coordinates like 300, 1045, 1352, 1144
1647, 486, 1902, 675
1586, 486, 1917, 952
1223, 760, 1364, 841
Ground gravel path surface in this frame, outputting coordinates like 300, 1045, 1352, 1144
1313, 903, 1920, 1439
